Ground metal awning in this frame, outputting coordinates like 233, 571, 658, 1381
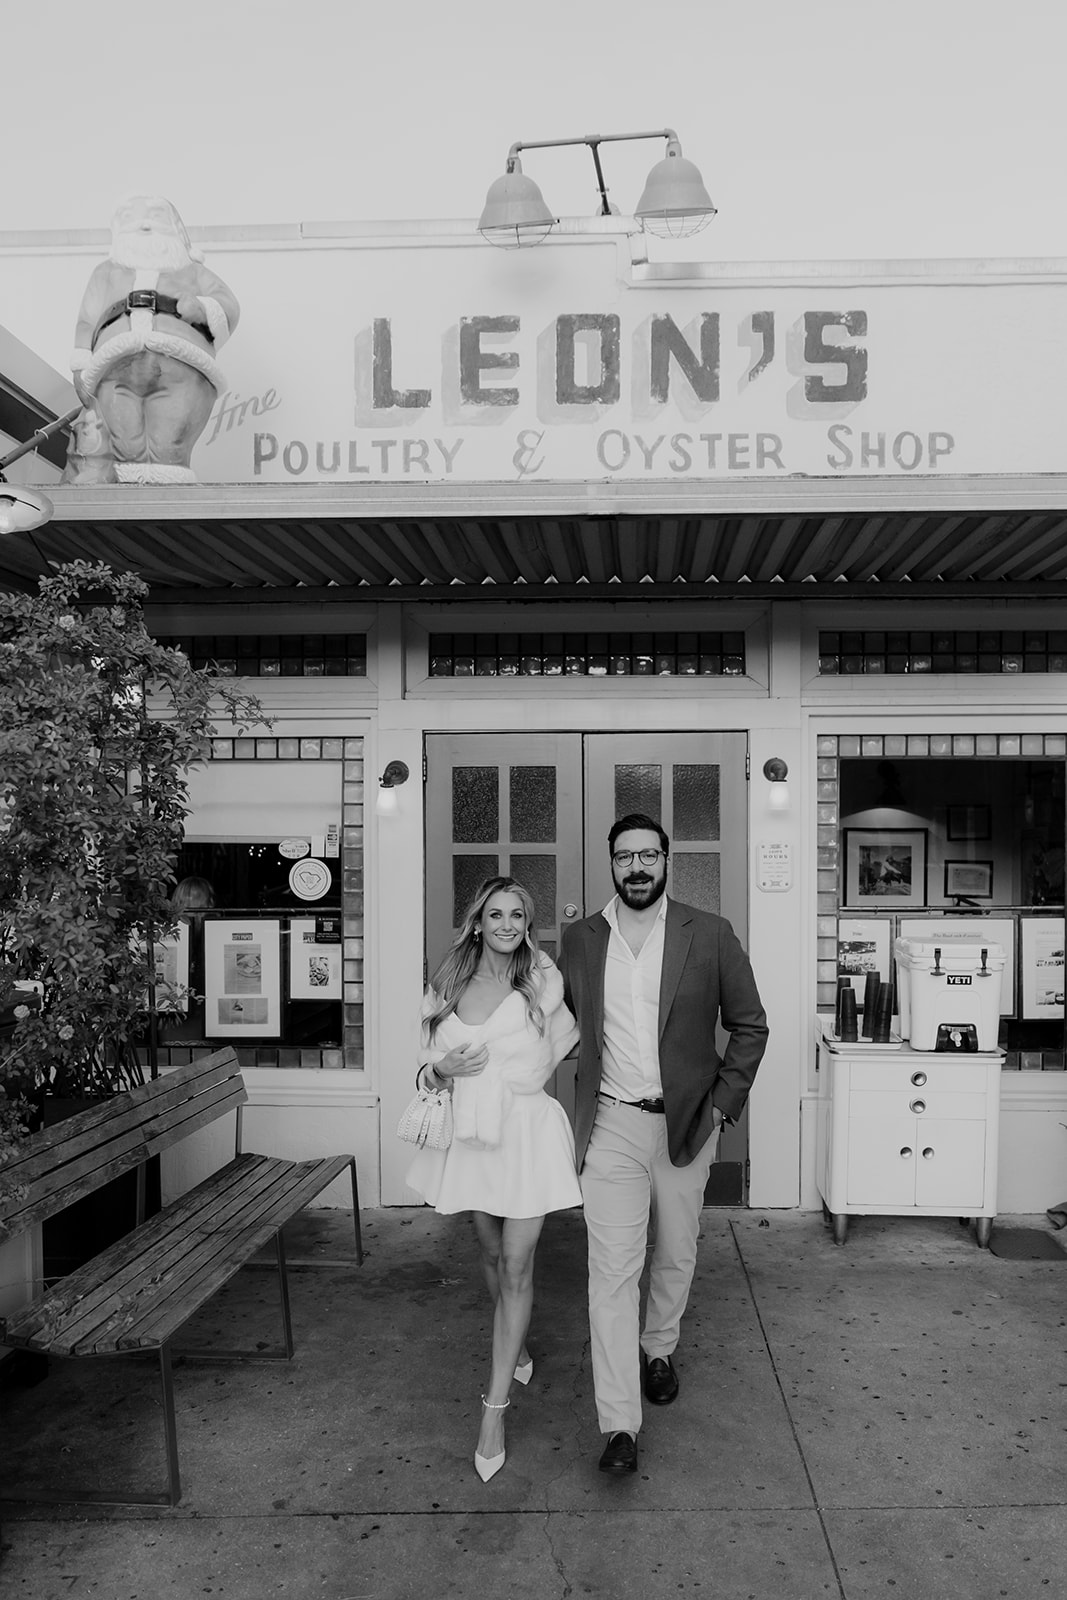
3, 478, 1067, 601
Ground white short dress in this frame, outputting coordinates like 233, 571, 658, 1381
405, 958, 582, 1218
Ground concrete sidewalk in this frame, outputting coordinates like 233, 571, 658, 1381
1, 1206, 1065, 1599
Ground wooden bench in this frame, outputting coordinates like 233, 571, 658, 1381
0, 1046, 362, 1507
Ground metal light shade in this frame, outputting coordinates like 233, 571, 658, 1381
0, 483, 54, 535
478, 161, 557, 248
634, 143, 717, 238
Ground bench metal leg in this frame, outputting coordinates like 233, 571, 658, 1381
349, 1158, 364, 1265
173, 1230, 295, 1362
0, 1346, 182, 1507
275, 1227, 295, 1358
158, 1340, 182, 1505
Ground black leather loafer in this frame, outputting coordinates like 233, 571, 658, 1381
643, 1355, 679, 1405
598, 1431, 638, 1474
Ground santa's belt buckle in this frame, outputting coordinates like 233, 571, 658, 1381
126, 291, 162, 312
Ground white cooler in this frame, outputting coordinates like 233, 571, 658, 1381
895, 934, 1005, 1051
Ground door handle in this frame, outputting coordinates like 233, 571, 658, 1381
563, 904, 580, 919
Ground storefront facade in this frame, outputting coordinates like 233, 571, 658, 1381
2, 224, 1066, 1213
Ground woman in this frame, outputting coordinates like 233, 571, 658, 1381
405, 877, 580, 1483
171, 876, 215, 915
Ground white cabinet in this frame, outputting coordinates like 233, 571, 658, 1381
816, 1030, 1002, 1246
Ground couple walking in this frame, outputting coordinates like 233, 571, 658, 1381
405, 812, 768, 1481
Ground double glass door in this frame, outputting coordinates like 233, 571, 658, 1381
425, 732, 751, 1201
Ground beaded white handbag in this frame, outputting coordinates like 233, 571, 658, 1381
396, 1084, 454, 1150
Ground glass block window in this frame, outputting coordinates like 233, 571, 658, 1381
429, 631, 746, 678
154, 633, 367, 677
814, 732, 1067, 1073
148, 735, 365, 1073
818, 630, 1067, 675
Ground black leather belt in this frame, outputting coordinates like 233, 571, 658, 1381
598, 1091, 665, 1114
93, 291, 213, 347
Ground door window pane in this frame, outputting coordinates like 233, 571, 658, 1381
615, 764, 662, 819
452, 767, 498, 843
672, 853, 721, 914
453, 855, 499, 925
510, 854, 557, 928
673, 764, 721, 841
511, 766, 556, 842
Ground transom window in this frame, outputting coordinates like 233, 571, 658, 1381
154, 633, 367, 677
819, 630, 1067, 676
429, 631, 745, 678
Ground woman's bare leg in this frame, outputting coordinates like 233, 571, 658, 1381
474, 1214, 532, 1370
472, 1211, 544, 1459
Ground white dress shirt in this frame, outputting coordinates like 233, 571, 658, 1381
599, 893, 668, 1102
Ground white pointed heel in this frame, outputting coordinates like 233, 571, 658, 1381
474, 1396, 510, 1483
513, 1356, 534, 1386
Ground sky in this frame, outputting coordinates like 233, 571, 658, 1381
3, 0, 1065, 264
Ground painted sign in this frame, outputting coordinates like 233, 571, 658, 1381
3, 234, 1066, 484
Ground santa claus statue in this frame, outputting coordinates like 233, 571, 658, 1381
63, 195, 239, 484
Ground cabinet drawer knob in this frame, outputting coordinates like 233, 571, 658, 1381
900, 1147, 913, 1159
922, 1147, 935, 1159
910, 1098, 926, 1114
910, 1070, 927, 1087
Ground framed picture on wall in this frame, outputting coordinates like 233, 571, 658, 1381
844, 829, 928, 909
946, 804, 992, 841
944, 859, 994, 900
289, 918, 343, 1000
204, 919, 282, 1037
837, 917, 893, 997
1020, 917, 1065, 1019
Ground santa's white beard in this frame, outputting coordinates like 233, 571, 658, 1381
110, 230, 191, 271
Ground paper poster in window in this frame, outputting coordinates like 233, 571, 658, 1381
837, 918, 892, 991
204, 919, 282, 1037
289, 918, 343, 1000
1020, 917, 1066, 1020
152, 922, 190, 1014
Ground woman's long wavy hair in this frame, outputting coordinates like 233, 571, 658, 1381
424, 876, 546, 1041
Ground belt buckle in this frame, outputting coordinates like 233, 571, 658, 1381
126, 290, 158, 312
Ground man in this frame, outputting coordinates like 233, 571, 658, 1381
64, 195, 239, 484
560, 812, 768, 1476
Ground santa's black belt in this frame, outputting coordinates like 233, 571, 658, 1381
93, 292, 213, 347
598, 1091, 665, 1113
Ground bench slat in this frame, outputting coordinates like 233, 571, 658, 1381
0, 1049, 246, 1240
2, 1154, 353, 1356
108, 1159, 352, 1353
72, 1159, 311, 1353
2, 1051, 240, 1181
6, 1155, 274, 1350
0, 1081, 248, 1243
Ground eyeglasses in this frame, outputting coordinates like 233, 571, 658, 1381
612, 848, 666, 867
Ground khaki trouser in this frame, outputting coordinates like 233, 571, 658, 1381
580, 1097, 718, 1436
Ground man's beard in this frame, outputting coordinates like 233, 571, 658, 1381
616, 871, 667, 910
111, 230, 191, 272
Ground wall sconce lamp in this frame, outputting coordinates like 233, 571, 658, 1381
0, 406, 77, 538
763, 757, 790, 812
376, 759, 411, 818
477, 128, 716, 248
0, 475, 56, 577
0, 478, 54, 537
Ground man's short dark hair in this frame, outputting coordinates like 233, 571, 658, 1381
608, 813, 670, 857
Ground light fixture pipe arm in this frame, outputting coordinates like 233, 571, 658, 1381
0, 405, 82, 473
507, 128, 680, 162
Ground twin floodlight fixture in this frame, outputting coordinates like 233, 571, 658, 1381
477, 129, 716, 248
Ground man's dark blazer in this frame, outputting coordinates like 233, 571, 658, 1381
559, 897, 768, 1170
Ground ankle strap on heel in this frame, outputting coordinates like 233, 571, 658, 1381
481, 1396, 511, 1409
